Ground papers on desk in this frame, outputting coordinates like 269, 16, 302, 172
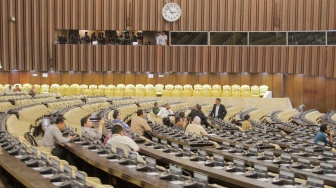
15, 155, 22, 159
208, 134, 217, 136
146, 172, 159, 176
213, 166, 225, 170
90, 149, 98, 152
180, 157, 190, 159
233, 172, 245, 175
264, 160, 273, 163
196, 161, 205, 164
168, 153, 176, 155
280, 164, 291, 167
32, 167, 42, 171
257, 178, 270, 182
325, 174, 336, 177
74, 141, 82, 144
156, 149, 164, 151
42, 174, 54, 178
327, 160, 336, 163
52, 182, 63, 186
126, 165, 137, 168
282, 185, 297, 188
109, 159, 119, 162
170, 180, 184, 185
82, 145, 89, 148
302, 169, 313, 171
99, 154, 108, 157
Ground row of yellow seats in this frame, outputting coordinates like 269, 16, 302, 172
0, 84, 46, 93
159, 84, 268, 98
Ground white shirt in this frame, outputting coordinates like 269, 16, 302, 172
215, 105, 219, 117
160, 35, 168, 45
156, 35, 161, 45
106, 134, 139, 153
157, 108, 174, 118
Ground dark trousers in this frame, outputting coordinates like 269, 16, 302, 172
51, 147, 76, 166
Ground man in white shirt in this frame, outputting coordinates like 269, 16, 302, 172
157, 103, 174, 118
160, 31, 168, 45
107, 124, 139, 153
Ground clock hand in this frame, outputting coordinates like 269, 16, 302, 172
167, 6, 173, 13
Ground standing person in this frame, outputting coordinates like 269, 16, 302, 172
314, 124, 334, 146
58, 33, 67, 44
41, 117, 76, 165
160, 31, 168, 45
298, 103, 306, 112
241, 115, 253, 131
188, 104, 209, 126
152, 102, 160, 115
155, 32, 161, 45
210, 98, 227, 120
130, 109, 151, 136
81, 117, 105, 140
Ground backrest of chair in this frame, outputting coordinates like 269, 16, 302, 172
117, 84, 126, 89
174, 85, 183, 91
212, 84, 222, 90
231, 85, 240, 92
194, 84, 202, 90
89, 84, 97, 90
241, 85, 250, 92
165, 84, 174, 90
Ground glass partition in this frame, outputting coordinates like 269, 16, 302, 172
288, 32, 325, 45
170, 32, 208, 45
210, 32, 247, 45
249, 32, 286, 45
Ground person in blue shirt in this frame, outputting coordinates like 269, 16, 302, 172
314, 124, 334, 146
112, 110, 130, 129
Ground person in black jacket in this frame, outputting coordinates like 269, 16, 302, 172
210, 98, 227, 120
188, 104, 209, 126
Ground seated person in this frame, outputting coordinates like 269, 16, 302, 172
107, 124, 145, 163
13, 85, 21, 92
41, 117, 75, 165
184, 116, 207, 137
314, 124, 334, 146
157, 103, 174, 118
29, 86, 36, 95
5, 86, 12, 93
130, 109, 151, 136
173, 116, 186, 132
241, 115, 253, 131
112, 110, 129, 129
107, 124, 139, 152
81, 117, 105, 140
188, 104, 209, 126
152, 102, 160, 115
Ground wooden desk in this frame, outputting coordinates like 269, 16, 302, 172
0, 147, 57, 188
204, 147, 336, 187
64, 142, 176, 188
139, 144, 281, 188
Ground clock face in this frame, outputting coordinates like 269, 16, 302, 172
162, 3, 182, 22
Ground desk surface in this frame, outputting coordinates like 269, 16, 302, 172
64, 142, 176, 188
139, 144, 281, 188
0, 147, 57, 188
204, 147, 336, 187
208, 135, 275, 150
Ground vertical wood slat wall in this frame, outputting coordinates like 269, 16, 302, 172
1, 0, 336, 72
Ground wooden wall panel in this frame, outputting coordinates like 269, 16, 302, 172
82, 72, 93, 85
314, 76, 326, 112
283, 74, 294, 102
325, 78, 336, 112
50, 72, 62, 84
92, 72, 104, 85
292, 75, 304, 109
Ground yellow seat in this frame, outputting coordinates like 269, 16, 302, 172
83, 89, 93, 96
194, 84, 202, 90
231, 85, 241, 97
41, 84, 49, 93
260, 85, 268, 96
135, 87, 146, 97
93, 89, 104, 96
50, 84, 60, 94
136, 84, 145, 90
155, 84, 164, 96
125, 84, 135, 96
145, 84, 156, 97
98, 85, 106, 90
172, 89, 182, 97
69, 84, 80, 95
222, 85, 231, 97
193, 88, 202, 97
182, 85, 193, 97
89, 84, 97, 90
33, 84, 42, 94
59, 84, 70, 96
105, 89, 115, 97
241, 85, 251, 97
162, 84, 174, 97
251, 85, 260, 98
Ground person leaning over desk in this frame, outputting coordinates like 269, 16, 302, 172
41, 117, 76, 165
